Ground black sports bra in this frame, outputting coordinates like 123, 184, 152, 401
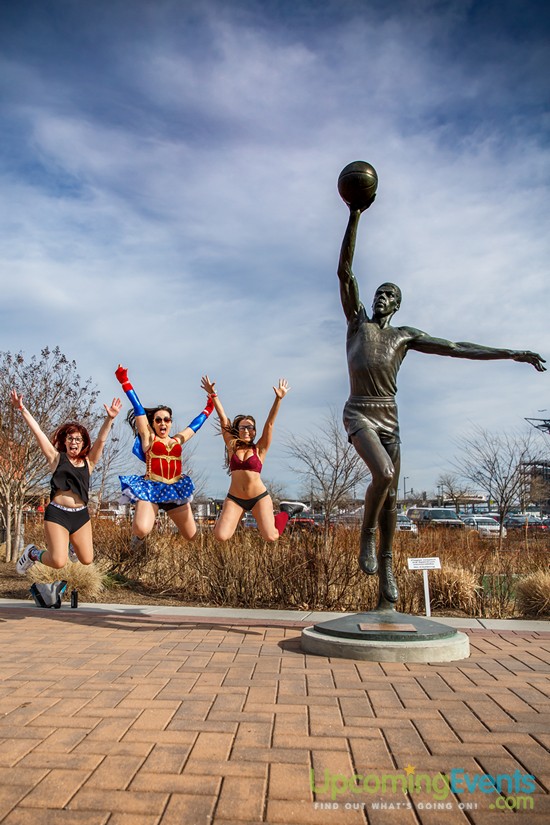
50, 452, 90, 504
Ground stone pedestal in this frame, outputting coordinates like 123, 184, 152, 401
301, 609, 469, 663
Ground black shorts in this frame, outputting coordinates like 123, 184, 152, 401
160, 500, 189, 513
227, 490, 269, 512
44, 503, 90, 534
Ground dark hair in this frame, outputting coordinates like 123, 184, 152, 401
224, 414, 256, 470
52, 421, 91, 459
126, 405, 173, 435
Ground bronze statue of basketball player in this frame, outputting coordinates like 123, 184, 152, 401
338, 202, 546, 610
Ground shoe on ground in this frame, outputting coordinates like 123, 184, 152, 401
68, 543, 78, 563
16, 544, 37, 575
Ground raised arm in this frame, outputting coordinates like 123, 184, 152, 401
88, 398, 122, 470
201, 375, 229, 426
408, 331, 546, 371
114, 364, 151, 447
10, 389, 58, 469
337, 208, 363, 322
256, 379, 290, 455
173, 390, 215, 444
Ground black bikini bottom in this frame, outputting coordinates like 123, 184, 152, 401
226, 490, 269, 512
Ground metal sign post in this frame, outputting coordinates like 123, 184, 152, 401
407, 557, 441, 617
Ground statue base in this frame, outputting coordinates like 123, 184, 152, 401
301, 609, 469, 662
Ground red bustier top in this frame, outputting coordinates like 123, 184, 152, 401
146, 438, 182, 484
229, 445, 263, 474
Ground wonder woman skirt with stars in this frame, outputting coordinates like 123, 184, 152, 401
119, 474, 194, 508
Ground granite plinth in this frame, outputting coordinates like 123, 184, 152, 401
301, 609, 470, 662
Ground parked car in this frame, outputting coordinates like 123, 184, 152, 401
461, 515, 506, 538
330, 513, 362, 527
395, 513, 418, 535
502, 514, 549, 532
408, 508, 466, 529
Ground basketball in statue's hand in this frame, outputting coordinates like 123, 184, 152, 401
338, 161, 378, 210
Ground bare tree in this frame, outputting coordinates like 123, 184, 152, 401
437, 472, 475, 512
90, 426, 134, 510
452, 425, 544, 548
262, 478, 286, 509
284, 410, 370, 521
0, 347, 103, 560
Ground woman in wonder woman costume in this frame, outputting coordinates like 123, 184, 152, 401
200, 375, 301, 541
116, 365, 214, 547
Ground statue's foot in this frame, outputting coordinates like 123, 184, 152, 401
379, 554, 398, 603
358, 529, 378, 575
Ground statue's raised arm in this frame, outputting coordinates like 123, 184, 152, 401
336, 162, 378, 324
337, 208, 363, 322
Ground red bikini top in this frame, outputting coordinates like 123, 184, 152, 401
229, 445, 263, 474
146, 438, 182, 484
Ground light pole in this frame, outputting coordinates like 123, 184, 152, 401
403, 476, 409, 503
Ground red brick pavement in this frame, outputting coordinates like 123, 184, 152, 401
0, 608, 548, 824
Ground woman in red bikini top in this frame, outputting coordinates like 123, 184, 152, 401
201, 375, 294, 541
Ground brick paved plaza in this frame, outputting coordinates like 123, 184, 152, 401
0, 604, 548, 824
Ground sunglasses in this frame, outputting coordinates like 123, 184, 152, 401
154, 416, 172, 424
238, 424, 255, 431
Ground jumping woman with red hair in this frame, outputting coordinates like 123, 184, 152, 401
11, 389, 122, 574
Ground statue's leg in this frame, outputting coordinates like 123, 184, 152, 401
377, 441, 400, 606
351, 429, 396, 576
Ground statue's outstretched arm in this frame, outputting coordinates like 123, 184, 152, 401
337, 209, 362, 322
409, 331, 546, 371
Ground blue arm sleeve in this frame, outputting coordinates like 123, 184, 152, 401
126, 388, 145, 417
188, 411, 208, 433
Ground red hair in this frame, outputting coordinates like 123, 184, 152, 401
52, 421, 91, 459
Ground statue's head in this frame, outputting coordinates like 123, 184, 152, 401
372, 283, 401, 318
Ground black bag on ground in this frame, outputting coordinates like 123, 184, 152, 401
30, 581, 68, 609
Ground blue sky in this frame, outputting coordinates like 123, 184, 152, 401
1, 0, 549, 500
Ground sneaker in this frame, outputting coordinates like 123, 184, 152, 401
16, 544, 38, 575
130, 535, 147, 553
68, 543, 78, 563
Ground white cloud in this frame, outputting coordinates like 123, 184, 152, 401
0, 0, 548, 500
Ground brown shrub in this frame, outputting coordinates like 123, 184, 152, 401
23, 518, 550, 617
515, 572, 550, 617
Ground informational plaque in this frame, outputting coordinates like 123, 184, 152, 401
407, 557, 441, 570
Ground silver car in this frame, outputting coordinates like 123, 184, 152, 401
461, 515, 506, 538
396, 513, 418, 535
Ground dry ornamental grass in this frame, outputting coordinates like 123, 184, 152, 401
20, 517, 550, 618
